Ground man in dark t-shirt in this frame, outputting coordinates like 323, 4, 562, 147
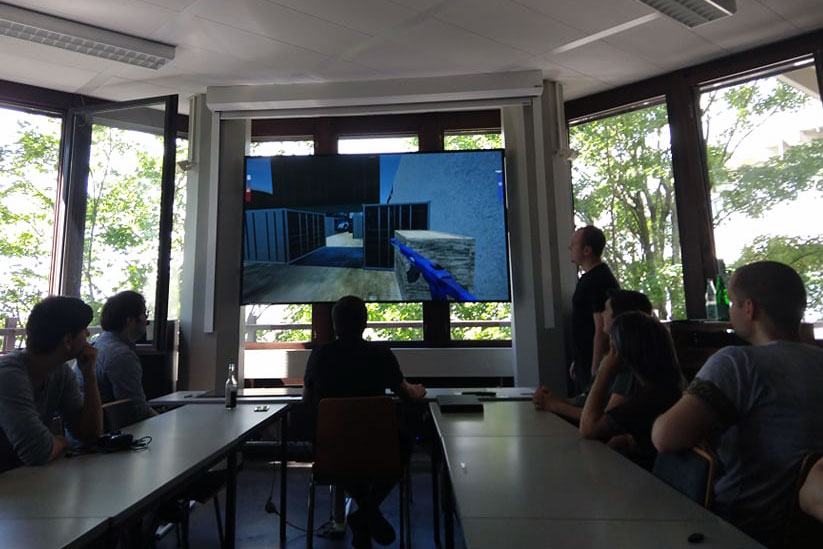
303, 295, 425, 548
569, 225, 619, 393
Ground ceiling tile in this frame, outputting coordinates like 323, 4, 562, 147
691, 0, 798, 52
385, 18, 532, 72
602, 16, 722, 72
755, 0, 823, 30
513, 0, 655, 34
435, 0, 584, 55
0, 42, 100, 92
186, 0, 370, 55
265, 0, 417, 35
548, 40, 661, 82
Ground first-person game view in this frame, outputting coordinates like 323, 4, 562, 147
241, 150, 510, 304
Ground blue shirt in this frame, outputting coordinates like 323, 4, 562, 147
76, 331, 152, 420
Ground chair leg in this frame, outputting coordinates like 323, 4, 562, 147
180, 501, 190, 549
307, 478, 316, 549
213, 495, 225, 549
399, 475, 406, 549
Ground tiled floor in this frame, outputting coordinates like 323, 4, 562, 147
156, 450, 452, 548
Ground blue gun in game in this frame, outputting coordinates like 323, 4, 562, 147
390, 238, 477, 301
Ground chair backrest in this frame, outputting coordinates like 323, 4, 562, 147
653, 447, 715, 507
313, 396, 402, 483
783, 451, 823, 549
102, 398, 141, 432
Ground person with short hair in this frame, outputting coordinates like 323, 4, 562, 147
78, 291, 157, 420
302, 295, 425, 548
652, 261, 823, 546
0, 296, 103, 471
568, 225, 619, 393
578, 311, 684, 469
534, 289, 653, 423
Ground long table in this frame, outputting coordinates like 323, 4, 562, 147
431, 401, 763, 548
0, 403, 286, 548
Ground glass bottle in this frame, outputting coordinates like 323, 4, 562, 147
705, 279, 718, 321
716, 273, 730, 321
225, 363, 238, 409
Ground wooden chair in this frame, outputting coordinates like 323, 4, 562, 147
102, 398, 141, 432
307, 396, 410, 549
783, 451, 823, 549
652, 446, 716, 507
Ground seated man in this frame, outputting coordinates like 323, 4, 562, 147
77, 291, 157, 420
302, 295, 425, 548
0, 296, 103, 472
652, 261, 823, 547
533, 289, 653, 423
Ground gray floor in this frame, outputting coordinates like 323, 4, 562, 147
156, 451, 448, 549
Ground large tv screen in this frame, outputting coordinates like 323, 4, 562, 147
241, 149, 510, 304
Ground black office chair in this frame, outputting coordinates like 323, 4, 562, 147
652, 446, 716, 507
307, 396, 410, 549
783, 451, 823, 549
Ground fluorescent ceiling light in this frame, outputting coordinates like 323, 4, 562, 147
0, 3, 174, 69
636, 0, 736, 28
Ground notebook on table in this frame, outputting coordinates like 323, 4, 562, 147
436, 394, 484, 413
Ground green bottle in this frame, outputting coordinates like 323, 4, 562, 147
716, 275, 730, 321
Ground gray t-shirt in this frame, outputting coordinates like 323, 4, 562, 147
76, 331, 151, 420
0, 351, 84, 471
689, 341, 823, 546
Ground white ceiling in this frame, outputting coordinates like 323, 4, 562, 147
1, 0, 821, 113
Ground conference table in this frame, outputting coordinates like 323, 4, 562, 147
431, 401, 763, 548
0, 403, 285, 548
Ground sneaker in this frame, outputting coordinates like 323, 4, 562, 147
369, 510, 396, 546
316, 519, 346, 540
347, 510, 372, 549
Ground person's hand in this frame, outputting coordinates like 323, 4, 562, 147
409, 383, 426, 399
75, 343, 98, 376
533, 385, 560, 412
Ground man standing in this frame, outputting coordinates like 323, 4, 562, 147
80, 291, 157, 420
303, 295, 425, 548
568, 225, 619, 393
653, 261, 823, 546
0, 296, 103, 471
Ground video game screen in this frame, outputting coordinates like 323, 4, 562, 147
241, 149, 510, 304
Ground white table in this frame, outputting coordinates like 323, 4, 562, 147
431, 401, 763, 548
0, 517, 108, 549
0, 403, 286, 548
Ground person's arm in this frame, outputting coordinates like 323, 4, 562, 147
590, 312, 608, 377
651, 394, 719, 453
68, 343, 103, 441
0, 369, 62, 465
579, 346, 622, 439
800, 457, 823, 523
398, 379, 426, 400
105, 349, 156, 418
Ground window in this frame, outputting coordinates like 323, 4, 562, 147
444, 131, 512, 339
338, 136, 418, 154
0, 106, 61, 349
701, 63, 823, 326
569, 103, 683, 320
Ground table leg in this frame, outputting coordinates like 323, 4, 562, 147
431, 420, 442, 547
226, 450, 238, 549
443, 466, 454, 549
280, 409, 288, 544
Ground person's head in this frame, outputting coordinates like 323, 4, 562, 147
332, 295, 368, 340
603, 289, 653, 335
25, 296, 93, 357
610, 311, 683, 391
569, 225, 606, 267
100, 291, 148, 342
728, 261, 806, 340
